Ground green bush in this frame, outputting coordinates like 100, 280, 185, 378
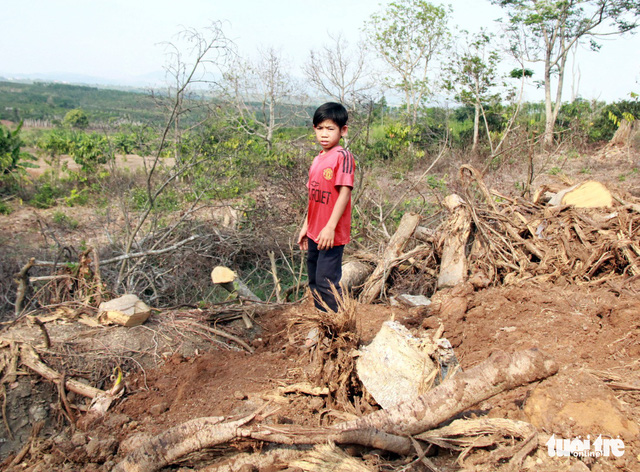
0, 200, 12, 215
63, 108, 89, 129
589, 98, 640, 142
30, 181, 65, 208
52, 210, 79, 229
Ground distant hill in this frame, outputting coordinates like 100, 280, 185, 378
0, 80, 174, 126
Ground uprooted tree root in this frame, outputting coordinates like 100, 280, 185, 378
287, 288, 377, 417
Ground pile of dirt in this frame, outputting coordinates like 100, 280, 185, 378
1, 277, 639, 471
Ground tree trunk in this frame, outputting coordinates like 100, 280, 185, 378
359, 212, 421, 303
438, 195, 471, 289
341, 261, 373, 292
472, 102, 480, 154
336, 348, 558, 436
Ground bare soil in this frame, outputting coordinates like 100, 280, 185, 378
1, 146, 639, 471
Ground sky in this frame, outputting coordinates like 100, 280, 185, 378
1, 0, 639, 104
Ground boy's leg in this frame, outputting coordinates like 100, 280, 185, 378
307, 239, 319, 300
307, 239, 344, 312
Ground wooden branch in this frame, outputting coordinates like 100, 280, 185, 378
31, 235, 200, 268
359, 212, 421, 303
268, 251, 283, 303
100, 235, 200, 265
112, 415, 252, 472
14, 258, 35, 316
20, 344, 105, 399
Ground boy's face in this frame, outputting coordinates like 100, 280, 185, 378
314, 119, 348, 152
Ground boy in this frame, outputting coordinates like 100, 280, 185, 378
297, 102, 355, 312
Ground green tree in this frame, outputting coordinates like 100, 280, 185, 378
63, 108, 89, 129
0, 122, 36, 177
445, 30, 502, 153
69, 132, 110, 173
493, 0, 640, 147
364, 0, 451, 126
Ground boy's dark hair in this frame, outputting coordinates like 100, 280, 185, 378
313, 102, 348, 128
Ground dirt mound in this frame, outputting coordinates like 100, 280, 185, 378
1, 279, 638, 471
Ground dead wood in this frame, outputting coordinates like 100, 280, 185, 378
20, 344, 105, 399
198, 446, 311, 472
359, 212, 421, 303
450, 165, 640, 286
14, 258, 35, 316
437, 195, 472, 288
341, 261, 373, 292
547, 180, 613, 208
268, 251, 283, 303
335, 348, 557, 437
290, 443, 376, 471
173, 319, 254, 353
416, 417, 536, 451
112, 414, 252, 472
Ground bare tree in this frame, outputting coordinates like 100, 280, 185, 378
154, 23, 231, 163
114, 22, 234, 293
221, 47, 304, 152
303, 33, 375, 112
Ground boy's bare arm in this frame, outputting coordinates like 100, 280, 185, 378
297, 215, 309, 250
317, 185, 352, 250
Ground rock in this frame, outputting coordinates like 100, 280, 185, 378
234, 390, 248, 400
98, 294, 151, 327
86, 437, 118, 463
149, 401, 170, 416
119, 432, 153, 455
71, 431, 88, 447
394, 294, 432, 307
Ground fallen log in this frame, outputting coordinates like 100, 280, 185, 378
359, 212, 421, 303
341, 261, 373, 292
113, 348, 557, 472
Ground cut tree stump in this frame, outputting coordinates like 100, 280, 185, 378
98, 294, 151, 327
359, 212, 421, 303
547, 180, 613, 208
211, 266, 261, 302
438, 194, 472, 289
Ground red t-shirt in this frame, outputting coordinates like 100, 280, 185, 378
306, 146, 355, 245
